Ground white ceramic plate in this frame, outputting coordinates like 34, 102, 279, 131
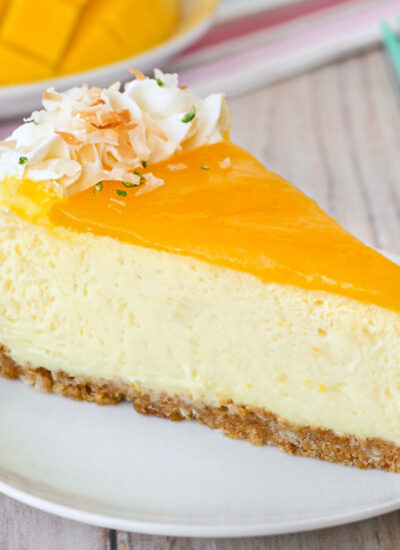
0, 0, 218, 120
1, 251, 400, 537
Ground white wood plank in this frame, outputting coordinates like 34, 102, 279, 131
0, 493, 108, 550
120, 511, 400, 549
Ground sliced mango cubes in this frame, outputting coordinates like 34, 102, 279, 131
0, 0, 179, 85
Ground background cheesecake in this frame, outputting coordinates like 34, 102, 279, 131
1, 70, 400, 471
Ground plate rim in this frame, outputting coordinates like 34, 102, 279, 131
1, 476, 400, 537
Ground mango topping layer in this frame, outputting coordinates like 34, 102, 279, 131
3, 140, 399, 314
47, 141, 400, 313
2, 142, 400, 313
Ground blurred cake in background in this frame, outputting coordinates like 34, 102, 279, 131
0, 0, 179, 85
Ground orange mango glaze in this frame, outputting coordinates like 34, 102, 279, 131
50, 141, 400, 312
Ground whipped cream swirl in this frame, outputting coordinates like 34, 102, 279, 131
0, 69, 230, 197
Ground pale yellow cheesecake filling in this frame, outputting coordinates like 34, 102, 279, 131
2, 71, 400, 457
1, 209, 400, 445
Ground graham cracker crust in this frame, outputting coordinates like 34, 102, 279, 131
1, 346, 399, 472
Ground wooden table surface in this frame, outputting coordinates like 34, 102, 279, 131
2, 46, 400, 549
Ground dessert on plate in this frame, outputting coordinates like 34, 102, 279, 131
1, 69, 400, 472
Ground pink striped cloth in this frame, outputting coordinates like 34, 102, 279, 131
169, 0, 398, 95
0, 123, 16, 139
0, 0, 396, 137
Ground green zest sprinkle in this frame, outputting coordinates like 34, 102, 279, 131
133, 170, 145, 184
93, 181, 103, 195
156, 78, 164, 87
141, 160, 147, 168
121, 170, 145, 189
116, 189, 127, 197
18, 156, 28, 165
33, 121, 40, 126
181, 105, 196, 123
201, 164, 210, 170
122, 181, 139, 188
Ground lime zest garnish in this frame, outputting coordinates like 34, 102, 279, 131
181, 105, 196, 123
93, 181, 103, 195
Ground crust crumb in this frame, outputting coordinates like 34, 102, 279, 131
1, 345, 399, 472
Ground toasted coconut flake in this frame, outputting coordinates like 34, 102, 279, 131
81, 109, 132, 130
108, 81, 121, 92
75, 110, 96, 121
219, 157, 231, 169
168, 163, 187, 171
112, 162, 141, 181
90, 87, 103, 95
143, 113, 168, 141
123, 122, 139, 130
85, 129, 119, 145
91, 121, 120, 130
136, 173, 164, 195
117, 132, 136, 158
0, 140, 17, 149
180, 86, 188, 90
55, 131, 83, 146
91, 99, 106, 107
118, 109, 131, 123
43, 91, 62, 102
79, 144, 97, 163
128, 68, 146, 80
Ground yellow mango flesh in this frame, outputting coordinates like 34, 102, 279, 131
0, 0, 179, 85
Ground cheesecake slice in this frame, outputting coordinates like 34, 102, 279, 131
1, 70, 400, 472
